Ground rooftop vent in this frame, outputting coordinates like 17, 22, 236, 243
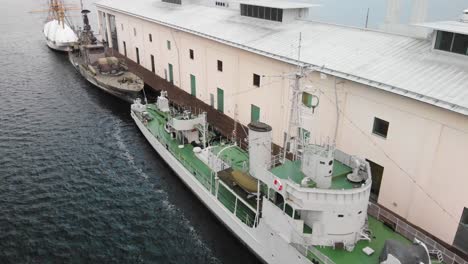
462, 9, 468, 23
162, 0, 182, 5
240, 4, 283, 22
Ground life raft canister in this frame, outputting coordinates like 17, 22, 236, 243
273, 178, 283, 191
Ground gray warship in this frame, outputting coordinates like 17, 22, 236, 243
69, 10, 143, 102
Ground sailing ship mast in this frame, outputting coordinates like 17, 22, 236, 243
30, 0, 80, 29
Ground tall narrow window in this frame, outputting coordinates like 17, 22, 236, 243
123, 41, 127, 56
210, 93, 214, 107
366, 159, 384, 202
217, 88, 224, 113
149, 34, 152, 42
253, 73, 260, 87
133, 28, 137, 36
190, 74, 196, 96
189, 49, 194, 60
372, 117, 389, 138
217, 60, 223, 72
121, 24, 124, 31
251, 104, 260, 122
150, 55, 155, 73
168, 63, 174, 84
454, 207, 468, 253
135, 47, 140, 64
167, 40, 171, 50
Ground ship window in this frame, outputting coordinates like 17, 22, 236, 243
217, 60, 223, 72
149, 34, 152, 42
453, 207, 468, 253
338, 214, 344, 218
189, 49, 194, 60
372, 117, 389, 138
285, 203, 294, 218
253, 73, 260, 87
435, 30, 468, 56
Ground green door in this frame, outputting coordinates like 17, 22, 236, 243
217, 88, 224, 113
168, 63, 174, 84
251, 104, 260, 122
190, 74, 196, 96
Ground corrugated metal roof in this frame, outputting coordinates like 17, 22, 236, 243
96, 0, 468, 116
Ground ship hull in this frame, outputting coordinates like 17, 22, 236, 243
69, 54, 141, 103
46, 39, 72, 52
131, 111, 312, 264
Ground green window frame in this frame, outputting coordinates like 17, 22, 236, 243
302, 92, 312, 108
251, 104, 260, 122
167, 40, 171, 50
168, 63, 174, 84
190, 74, 196, 96
217, 88, 224, 113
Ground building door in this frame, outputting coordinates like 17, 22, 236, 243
108, 14, 118, 50
136, 47, 140, 65
366, 159, 384, 202
251, 104, 260, 122
151, 55, 155, 73
210, 93, 214, 107
454, 207, 468, 253
190, 74, 196, 96
100, 12, 108, 43
217, 88, 224, 113
168, 63, 174, 84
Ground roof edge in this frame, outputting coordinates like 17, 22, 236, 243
95, 3, 468, 116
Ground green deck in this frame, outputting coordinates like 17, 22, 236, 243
308, 217, 410, 264
145, 105, 256, 226
270, 159, 357, 189
141, 104, 442, 264
211, 145, 249, 172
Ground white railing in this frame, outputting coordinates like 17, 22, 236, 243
291, 243, 336, 264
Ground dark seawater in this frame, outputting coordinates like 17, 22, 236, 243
0, 0, 260, 263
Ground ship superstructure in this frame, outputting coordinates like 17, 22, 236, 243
130, 69, 439, 263
69, 9, 144, 102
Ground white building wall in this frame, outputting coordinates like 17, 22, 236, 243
97, 8, 468, 247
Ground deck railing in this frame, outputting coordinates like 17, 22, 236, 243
163, 138, 256, 228
291, 243, 336, 264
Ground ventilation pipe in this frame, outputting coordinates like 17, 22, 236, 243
409, 0, 428, 24
385, 0, 401, 25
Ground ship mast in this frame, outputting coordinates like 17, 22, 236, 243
283, 33, 306, 161
30, 0, 80, 29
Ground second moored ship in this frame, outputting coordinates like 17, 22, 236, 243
69, 9, 144, 102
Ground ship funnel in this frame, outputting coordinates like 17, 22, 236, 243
248, 122, 272, 179
301, 144, 335, 189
